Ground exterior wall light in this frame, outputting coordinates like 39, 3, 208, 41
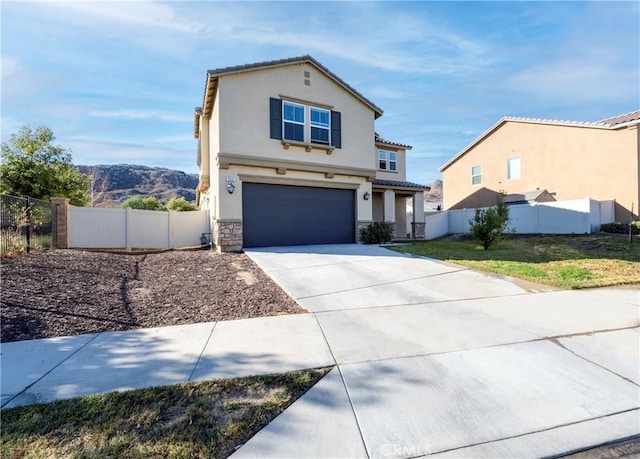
227, 183, 236, 194
363, 191, 370, 200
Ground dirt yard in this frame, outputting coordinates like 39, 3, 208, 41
0, 249, 305, 343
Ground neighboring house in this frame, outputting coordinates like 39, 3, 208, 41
193, 55, 428, 252
440, 111, 640, 222
503, 189, 556, 206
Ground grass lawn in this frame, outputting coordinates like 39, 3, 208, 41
391, 234, 639, 289
1, 367, 331, 459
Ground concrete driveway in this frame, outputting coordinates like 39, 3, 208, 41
240, 243, 640, 458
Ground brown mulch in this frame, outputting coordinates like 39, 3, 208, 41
0, 249, 305, 343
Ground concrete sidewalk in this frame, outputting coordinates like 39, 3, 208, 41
2, 243, 638, 458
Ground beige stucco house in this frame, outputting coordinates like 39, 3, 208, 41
194, 55, 428, 251
440, 111, 640, 222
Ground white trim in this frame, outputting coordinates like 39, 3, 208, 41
471, 165, 482, 185
507, 156, 521, 180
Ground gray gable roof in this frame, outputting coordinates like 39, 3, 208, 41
202, 55, 383, 118
373, 179, 429, 191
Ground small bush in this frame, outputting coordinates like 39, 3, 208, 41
469, 194, 510, 250
360, 222, 393, 244
166, 197, 197, 212
600, 222, 640, 235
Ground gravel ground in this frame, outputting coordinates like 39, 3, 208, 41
0, 249, 305, 343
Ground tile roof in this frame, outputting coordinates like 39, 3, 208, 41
373, 179, 430, 190
597, 110, 640, 127
375, 132, 412, 150
504, 190, 551, 203
204, 55, 383, 117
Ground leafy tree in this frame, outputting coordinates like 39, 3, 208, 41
0, 125, 90, 206
165, 197, 197, 211
121, 196, 165, 211
469, 193, 510, 250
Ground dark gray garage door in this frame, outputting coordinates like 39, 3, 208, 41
243, 183, 355, 248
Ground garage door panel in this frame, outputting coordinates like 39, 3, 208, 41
243, 183, 355, 248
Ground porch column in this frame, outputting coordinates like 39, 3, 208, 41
412, 192, 425, 239
383, 189, 397, 237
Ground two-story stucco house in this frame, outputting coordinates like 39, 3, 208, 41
194, 55, 428, 252
440, 111, 640, 222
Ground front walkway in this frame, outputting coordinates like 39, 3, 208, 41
1, 244, 638, 458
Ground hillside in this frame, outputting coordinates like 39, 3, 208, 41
77, 164, 199, 207
424, 179, 443, 202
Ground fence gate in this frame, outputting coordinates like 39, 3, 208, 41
0, 194, 53, 254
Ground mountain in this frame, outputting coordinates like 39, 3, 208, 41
77, 164, 199, 206
424, 179, 443, 202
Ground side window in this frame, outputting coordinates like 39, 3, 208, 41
283, 101, 305, 142
471, 165, 482, 185
507, 156, 521, 179
389, 152, 397, 171
379, 150, 387, 169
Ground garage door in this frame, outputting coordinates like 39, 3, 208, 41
243, 183, 355, 248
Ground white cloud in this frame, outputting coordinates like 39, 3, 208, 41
507, 56, 638, 103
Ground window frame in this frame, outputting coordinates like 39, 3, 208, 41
282, 101, 305, 143
389, 152, 397, 171
309, 106, 331, 145
378, 150, 388, 170
507, 156, 521, 180
471, 165, 482, 185
378, 149, 399, 172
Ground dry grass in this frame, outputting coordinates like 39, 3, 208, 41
1, 367, 332, 459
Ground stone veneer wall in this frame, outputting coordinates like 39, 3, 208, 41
386, 222, 397, 238
214, 219, 243, 252
51, 197, 69, 249
412, 222, 425, 239
356, 221, 373, 243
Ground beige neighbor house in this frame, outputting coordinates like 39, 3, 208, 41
440, 111, 640, 222
193, 55, 429, 252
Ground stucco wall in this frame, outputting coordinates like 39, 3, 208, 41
217, 165, 373, 222
376, 147, 407, 182
213, 63, 376, 171
442, 122, 639, 221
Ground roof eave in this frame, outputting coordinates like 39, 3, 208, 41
205, 55, 383, 118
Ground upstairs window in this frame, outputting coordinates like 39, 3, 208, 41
283, 101, 305, 142
471, 165, 482, 185
378, 150, 398, 171
270, 98, 341, 148
379, 150, 387, 169
507, 156, 521, 180
310, 107, 330, 144
389, 152, 397, 171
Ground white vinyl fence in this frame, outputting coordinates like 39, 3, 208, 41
425, 198, 615, 240
68, 206, 210, 250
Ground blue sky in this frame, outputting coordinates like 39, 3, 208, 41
2, 1, 638, 186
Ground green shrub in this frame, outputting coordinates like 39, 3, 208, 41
166, 197, 197, 212
121, 196, 165, 211
469, 194, 510, 250
600, 222, 640, 235
360, 222, 394, 244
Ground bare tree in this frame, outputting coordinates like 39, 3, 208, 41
87, 168, 111, 207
